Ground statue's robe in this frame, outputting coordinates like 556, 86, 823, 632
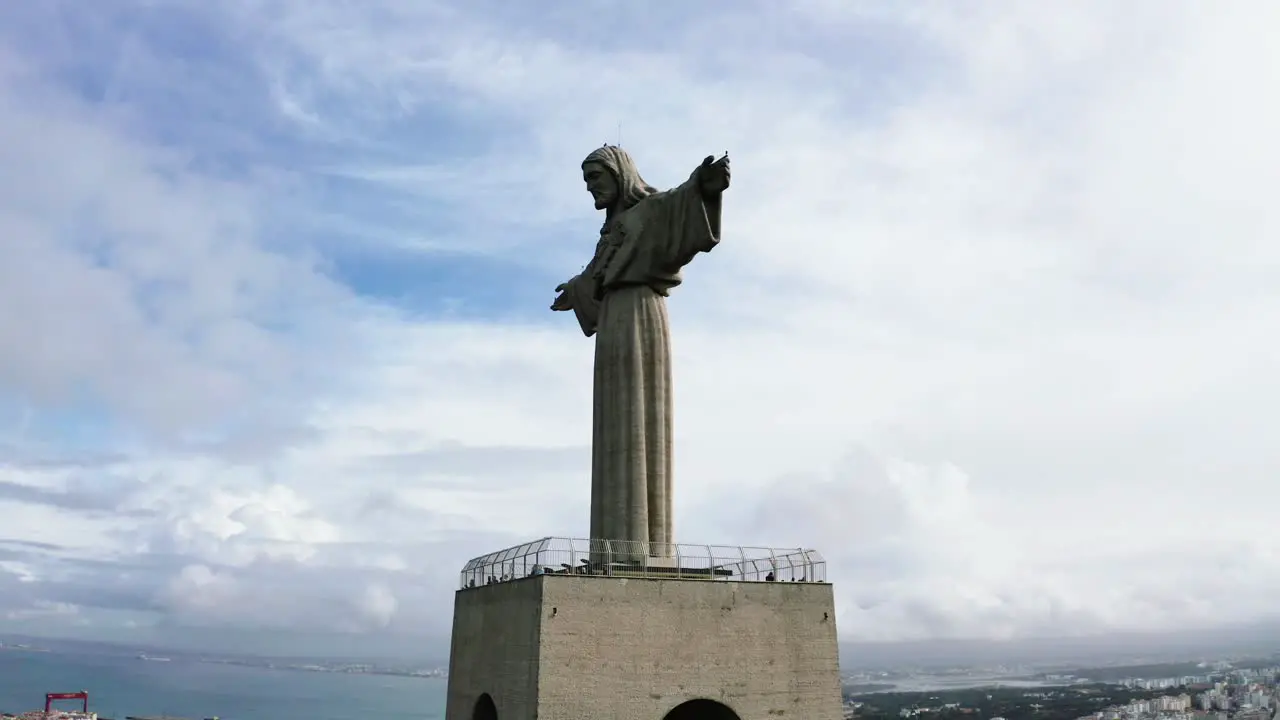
560, 168, 722, 559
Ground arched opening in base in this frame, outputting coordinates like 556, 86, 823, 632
662, 699, 741, 720
472, 693, 498, 720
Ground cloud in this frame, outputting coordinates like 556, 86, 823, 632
0, 0, 1278, 652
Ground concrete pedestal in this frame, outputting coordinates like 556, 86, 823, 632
444, 574, 843, 720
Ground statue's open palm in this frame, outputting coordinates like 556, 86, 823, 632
697, 154, 731, 197
551, 282, 573, 311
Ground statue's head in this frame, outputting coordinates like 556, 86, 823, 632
581, 145, 657, 212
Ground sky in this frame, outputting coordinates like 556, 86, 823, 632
1, 0, 1278, 656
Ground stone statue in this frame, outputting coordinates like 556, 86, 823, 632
551, 145, 730, 560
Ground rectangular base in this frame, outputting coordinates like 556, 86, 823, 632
445, 574, 843, 720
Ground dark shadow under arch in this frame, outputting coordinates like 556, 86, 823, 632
663, 699, 741, 720
472, 693, 498, 720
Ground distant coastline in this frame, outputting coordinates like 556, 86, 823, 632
843, 676, 1073, 695
0, 641, 446, 681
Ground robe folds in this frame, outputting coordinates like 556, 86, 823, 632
560, 169, 722, 560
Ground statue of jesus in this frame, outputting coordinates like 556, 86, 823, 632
551, 145, 730, 560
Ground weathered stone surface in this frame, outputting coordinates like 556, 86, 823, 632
445, 575, 842, 720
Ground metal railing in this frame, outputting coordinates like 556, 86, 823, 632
458, 537, 825, 589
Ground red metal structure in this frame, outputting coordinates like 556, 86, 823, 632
45, 691, 89, 714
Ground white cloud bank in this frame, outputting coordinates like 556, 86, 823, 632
1, 0, 1278, 649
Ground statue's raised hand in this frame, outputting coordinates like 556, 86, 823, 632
697, 154, 730, 197
551, 282, 573, 311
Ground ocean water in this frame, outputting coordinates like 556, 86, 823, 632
0, 651, 445, 720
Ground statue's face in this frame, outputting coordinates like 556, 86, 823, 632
582, 161, 618, 210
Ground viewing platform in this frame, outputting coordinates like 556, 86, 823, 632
458, 537, 826, 589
